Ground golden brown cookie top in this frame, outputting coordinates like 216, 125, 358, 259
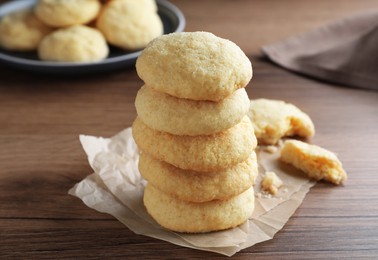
136, 31, 252, 101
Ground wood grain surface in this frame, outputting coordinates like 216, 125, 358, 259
1, 0, 378, 258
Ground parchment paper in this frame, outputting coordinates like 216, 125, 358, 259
69, 128, 315, 256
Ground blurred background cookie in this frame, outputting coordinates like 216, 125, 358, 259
100, 0, 158, 12
38, 25, 109, 62
135, 86, 250, 136
136, 31, 252, 101
96, 0, 163, 50
0, 9, 51, 51
143, 184, 255, 233
35, 0, 101, 27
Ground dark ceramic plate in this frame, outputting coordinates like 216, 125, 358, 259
0, 0, 185, 74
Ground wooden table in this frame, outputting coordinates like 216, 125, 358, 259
1, 0, 378, 258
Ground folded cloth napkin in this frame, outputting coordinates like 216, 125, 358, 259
262, 10, 378, 90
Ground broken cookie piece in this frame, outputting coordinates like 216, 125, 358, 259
280, 140, 347, 185
248, 99, 315, 145
261, 171, 283, 195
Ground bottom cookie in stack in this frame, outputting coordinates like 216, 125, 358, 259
144, 183, 255, 233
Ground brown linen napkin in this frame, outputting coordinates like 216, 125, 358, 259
262, 10, 378, 90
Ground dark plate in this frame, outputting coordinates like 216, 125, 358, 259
0, 0, 185, 74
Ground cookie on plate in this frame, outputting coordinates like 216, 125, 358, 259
139, 152, 258, 202
100, 0, 158, 12
136, 31, 252, 101
248, 99, 315, 145
280, 140, 347, 185
144, 184, 255, 233
38, 25, 109, 62
0, 9, 51, 51
132, 116, 257, 172
135, 86, 250, 135
96, 0, 163, 50
35, 0, 101, 27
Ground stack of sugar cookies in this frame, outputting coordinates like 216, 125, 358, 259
0, 0, 162, 62
132, 32, 258, 233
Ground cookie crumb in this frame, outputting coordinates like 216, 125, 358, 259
261, 171, 283, 195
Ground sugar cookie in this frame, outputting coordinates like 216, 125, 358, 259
144, 184, 255, 233
136, 32, 252, 101
96, 0, 163, 50
280, 140, 347, 185
139, 152, 257, 202
132, 116, 257, 172
0, 9, 51, 51
248, 99, 315, 145
35, 0, 101, 27
100, 0, 158, 12
135, 86, 250, 135
38, 25, 109, 62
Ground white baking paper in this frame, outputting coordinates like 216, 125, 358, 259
69, 128, 315, 256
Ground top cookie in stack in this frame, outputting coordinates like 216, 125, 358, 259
136, 31, 252, 102
133, 32, 258, 233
